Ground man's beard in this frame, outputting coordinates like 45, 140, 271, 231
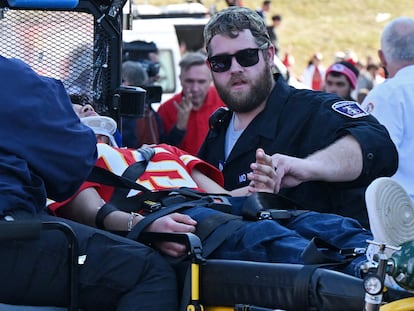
214, 65, 274, 113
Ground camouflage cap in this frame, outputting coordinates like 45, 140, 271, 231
204, 6, 270, 54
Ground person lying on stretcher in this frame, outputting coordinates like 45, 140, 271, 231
48, 107, 372, 279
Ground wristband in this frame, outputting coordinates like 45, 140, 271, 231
95, 203, 118, 229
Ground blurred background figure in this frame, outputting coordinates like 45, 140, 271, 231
255, 0, 271, 22
301, 52, 326, 91
121, 60, 164, 148
282, 44, 296, 77
333, 51, 346, 63
343, 49, 359, 67
122, 60, 149, 87
356, 63, 382, 94
324, 61, 359, 101
157, 51, 225, 155
267, 14, 282, 56
357, 88, 370, 104
225, 0, 243, 6
122, 40, 161, 85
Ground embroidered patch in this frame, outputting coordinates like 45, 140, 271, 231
331, 101, 369, 118
238, 173, 247, 183
364, 102, 375, 114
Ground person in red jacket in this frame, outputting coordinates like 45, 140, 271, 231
158, 51, 225, 155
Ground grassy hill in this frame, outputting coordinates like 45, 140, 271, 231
137, 0, 414, 79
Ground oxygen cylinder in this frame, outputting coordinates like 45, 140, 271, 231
388, 240, 414, 291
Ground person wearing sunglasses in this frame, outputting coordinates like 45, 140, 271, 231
198, 6, 398, 230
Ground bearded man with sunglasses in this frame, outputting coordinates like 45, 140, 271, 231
198, 7, 398, 230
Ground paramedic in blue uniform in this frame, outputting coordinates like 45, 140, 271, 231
198, 7, 398, 229
0, 56, 177, 311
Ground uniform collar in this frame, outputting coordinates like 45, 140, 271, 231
394, 64, 414, 79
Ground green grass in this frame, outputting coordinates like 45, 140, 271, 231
139, 0, 414, 79
267, 0, 414, 78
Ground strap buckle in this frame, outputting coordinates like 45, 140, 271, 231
141, 200, 162, 214
203, 195, 232, 212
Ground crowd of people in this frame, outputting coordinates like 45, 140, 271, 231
299, 50, 385, 104
1, 2, 414, 310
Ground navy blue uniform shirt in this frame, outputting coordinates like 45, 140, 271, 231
198, 75, 398, 228
0, 56, 97, 215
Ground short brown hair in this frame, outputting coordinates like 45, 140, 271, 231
204, 6, 271, 55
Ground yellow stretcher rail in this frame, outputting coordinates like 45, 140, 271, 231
380, 297, 414, 311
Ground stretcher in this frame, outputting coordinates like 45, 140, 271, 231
1, 221, 414, 311
0, 219, 79, 311
139, 232, 414, 311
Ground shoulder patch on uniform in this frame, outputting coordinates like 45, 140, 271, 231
331, 101, 369, 118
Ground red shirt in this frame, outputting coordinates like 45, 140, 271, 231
48, 143, 223, 212
157, 86, 225, 155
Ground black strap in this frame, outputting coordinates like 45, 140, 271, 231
250, 191, 306, 210
88, 147, 154, 192
292, 255, 359, 311
110, 163, 148, 203
241, 192, 309, 221
132, 197, 237, 257
88, 166, 150, 194
294, 237, 361, 311
195, 213, 241, 241
95, 203, 118, 229
89, 164, 179, 213
88, 163, 234, 215
301, 237, 358, 265
126, 197, 210, 241
292, 264, 320, 310
110, 147, 155, 203
201, 218, 245, 257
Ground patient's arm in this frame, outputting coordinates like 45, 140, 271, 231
57, 187, 141, 231
58, 187, 195, 257
192, 148, 276, 196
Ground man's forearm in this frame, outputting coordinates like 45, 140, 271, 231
306, 135, 363, 182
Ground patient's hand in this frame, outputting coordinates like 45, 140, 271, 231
247, 148, 276, 193
145, 213, 197, 257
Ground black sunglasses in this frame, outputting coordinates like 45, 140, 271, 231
208, 44, 268, 73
